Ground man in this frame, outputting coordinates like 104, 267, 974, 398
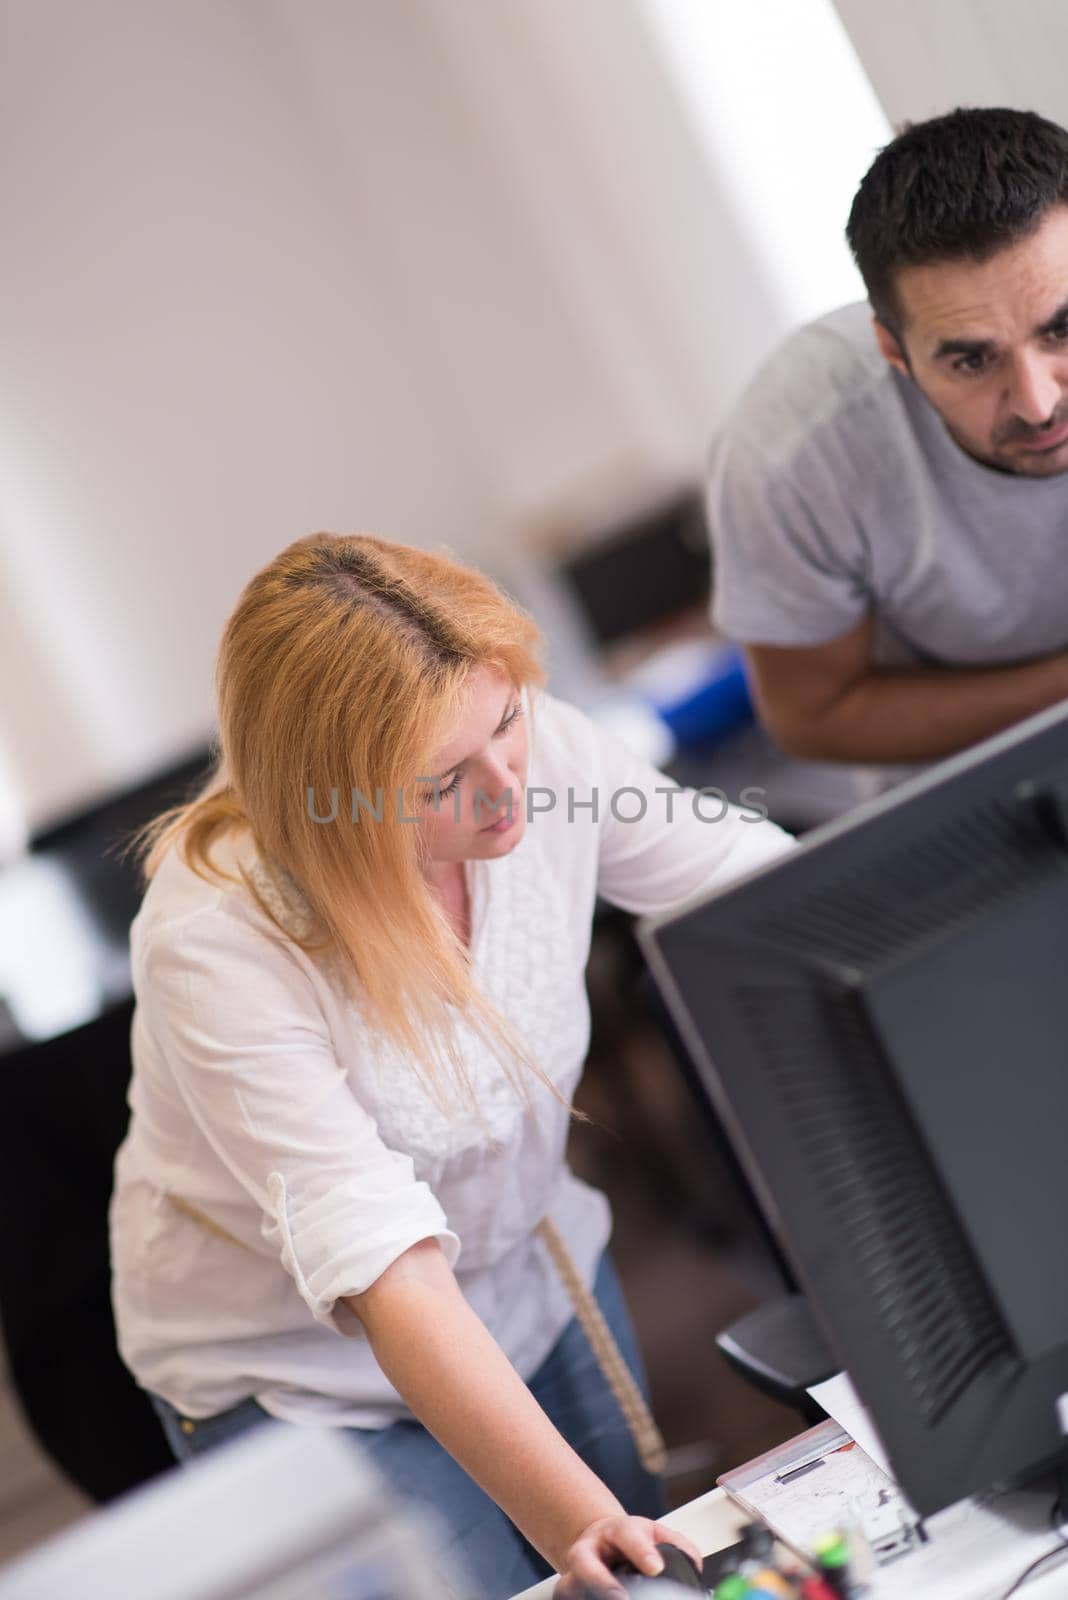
707, 107, 1068, 769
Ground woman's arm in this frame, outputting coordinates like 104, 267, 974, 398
534, 693, 795, 920
345, 1239, 701, 1594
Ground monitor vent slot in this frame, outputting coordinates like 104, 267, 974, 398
753, 799, 1058, 969
735, 983, 1014, 1424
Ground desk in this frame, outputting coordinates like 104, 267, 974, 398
507, 1466, 1068, 1599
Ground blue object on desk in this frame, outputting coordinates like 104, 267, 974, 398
642, 641, 754, 750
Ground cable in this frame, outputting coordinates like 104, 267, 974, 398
999, 1486, 1068, 1599
1000, 1544, 1068, 1599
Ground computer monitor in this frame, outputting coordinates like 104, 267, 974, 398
638, 699, 1068, 1518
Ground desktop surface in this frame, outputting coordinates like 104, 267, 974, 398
508, 1447, 1068, 1600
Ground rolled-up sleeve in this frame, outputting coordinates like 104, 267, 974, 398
139, 911, 459, 1332
587, 712, 797, 914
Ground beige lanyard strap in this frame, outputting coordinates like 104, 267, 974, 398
168, 1193, 245, 1245
168, 1196, 666, 1476
535, 1217, 667, 1477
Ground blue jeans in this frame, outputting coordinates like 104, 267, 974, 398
151, 1253, 665, 1600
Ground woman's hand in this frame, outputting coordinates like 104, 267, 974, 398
554, 1516, 704, 1598
349, 1244, 697, 1590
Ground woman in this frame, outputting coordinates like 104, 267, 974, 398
111, 533, 792, 1598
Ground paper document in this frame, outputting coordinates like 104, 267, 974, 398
807, 1371, 893, 1477
719, 1416, 1068, 1599
718, 1419, 919, 1567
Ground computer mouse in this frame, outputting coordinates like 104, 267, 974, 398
615, 1542, 705, 1591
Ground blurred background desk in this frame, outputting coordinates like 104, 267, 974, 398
0, 749, 211, 1546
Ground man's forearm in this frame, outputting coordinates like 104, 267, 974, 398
778, 652, 1068, 764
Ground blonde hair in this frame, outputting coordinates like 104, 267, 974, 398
138, 533, 547, 1107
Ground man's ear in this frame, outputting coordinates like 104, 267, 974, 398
872, 314, 911, 378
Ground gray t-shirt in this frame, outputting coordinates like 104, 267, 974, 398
708, 302, 1068, 669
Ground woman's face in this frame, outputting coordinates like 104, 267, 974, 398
416, 665, 529, 869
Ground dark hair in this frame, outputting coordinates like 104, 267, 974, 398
846, 107, 1068, 331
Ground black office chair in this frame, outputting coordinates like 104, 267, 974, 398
0, 997, 175, 1501
715, 1293, 838, 1424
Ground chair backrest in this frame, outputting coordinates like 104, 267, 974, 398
0, 997, 174, 1501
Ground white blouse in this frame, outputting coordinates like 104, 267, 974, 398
110, 692, 792, 1426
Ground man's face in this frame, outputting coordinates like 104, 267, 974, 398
874, 203, 1068, 477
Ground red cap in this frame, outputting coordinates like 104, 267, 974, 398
799, 1580, 841, 1600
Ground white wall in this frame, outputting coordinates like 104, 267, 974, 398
636, 0, 888, 329
0, 0, 805, 842
0, 0, 889, 844
834, 0, 1068, 129
0, 0, 498, 838
15, 0, 1067, 847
